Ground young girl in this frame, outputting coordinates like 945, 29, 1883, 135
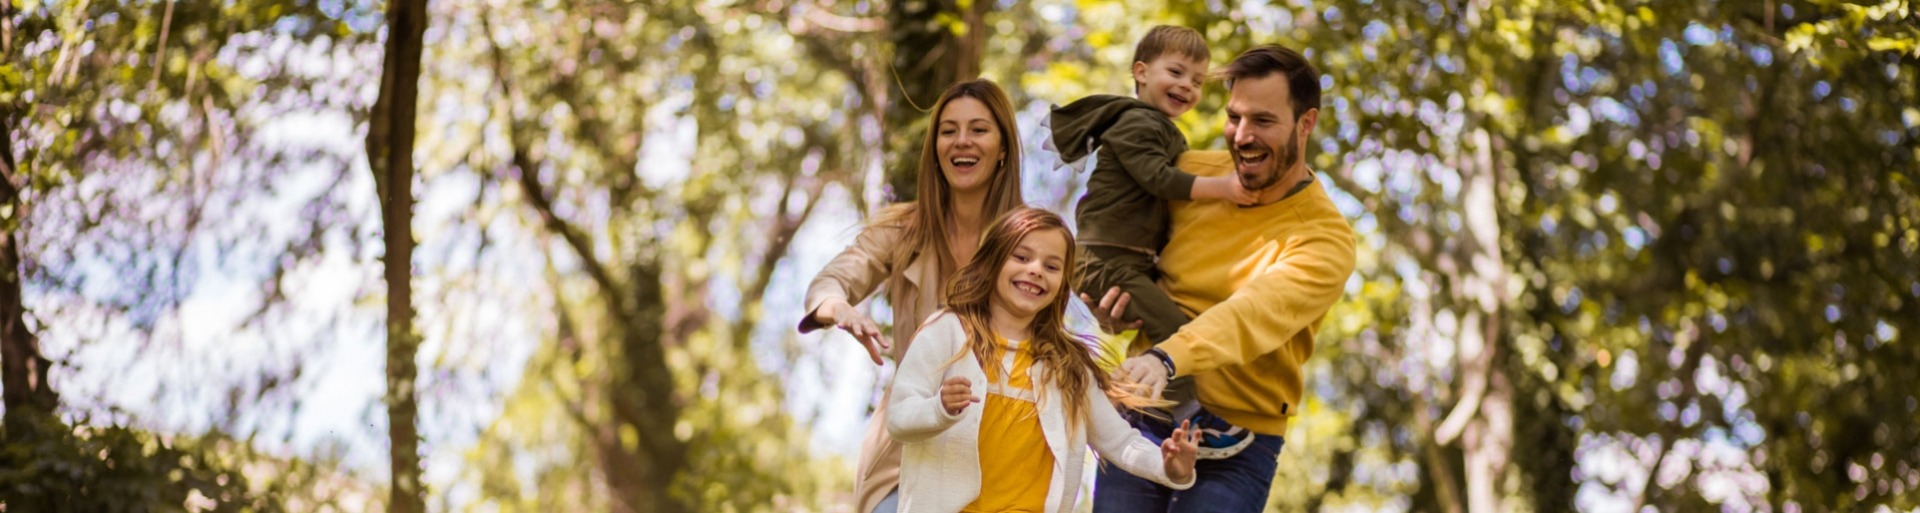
887, 207, 1200, 513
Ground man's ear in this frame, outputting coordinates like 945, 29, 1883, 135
1297, 107, 1320, 138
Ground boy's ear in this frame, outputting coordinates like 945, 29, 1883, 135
1131, 61, 1149, 87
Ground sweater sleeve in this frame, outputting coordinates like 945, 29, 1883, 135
1101, 110, 1196, 201
1085, 376, 1194, 490
797, 222, 902, 334
887, 313, 969, 442
1157, 216, 1357, 377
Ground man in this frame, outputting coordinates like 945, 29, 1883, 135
1085, 44, 1357, 512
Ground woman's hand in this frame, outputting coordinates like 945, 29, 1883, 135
941, 376, 979, 416
816, 298, 891, 365
1162, 419, 1201, 485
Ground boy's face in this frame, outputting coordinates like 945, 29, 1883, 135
1133, 53, 1208, 118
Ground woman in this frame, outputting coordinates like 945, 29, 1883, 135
798, 78, 1027, 513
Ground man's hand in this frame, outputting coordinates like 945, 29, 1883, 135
1114, 354, 1169, 399
1079, 286, 1143, 333
816, 298, 891, 365
1162, 419, 1200, 485
941, 376, 979, 416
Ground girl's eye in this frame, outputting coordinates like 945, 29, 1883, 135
1014, 254, 1028, 262
1046, 265, 1060, 272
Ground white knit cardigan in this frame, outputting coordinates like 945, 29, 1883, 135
886, 312, 1194, 513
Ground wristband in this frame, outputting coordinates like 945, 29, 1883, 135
1146, 348, 1176, 379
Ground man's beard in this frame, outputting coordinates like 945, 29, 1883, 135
1236, 129, 1298, 192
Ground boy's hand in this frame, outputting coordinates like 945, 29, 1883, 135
1222, 175, 1257, 205
1192, 175, 1257, 206
1079, 286, 1143, 333
1163, 419, 1201, 485
941, 376, 979, 416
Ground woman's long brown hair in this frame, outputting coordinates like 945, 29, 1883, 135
871, 79, 1026, 297
940, 207, 1162, 434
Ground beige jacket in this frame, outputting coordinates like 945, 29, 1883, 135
799, 218, 943, 513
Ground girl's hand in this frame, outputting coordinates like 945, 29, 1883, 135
817, 299, 891, 365
941, 376, 979, 416
1162, 419, 1200, 485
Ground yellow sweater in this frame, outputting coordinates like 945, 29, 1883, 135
1153, 150, 1357, 436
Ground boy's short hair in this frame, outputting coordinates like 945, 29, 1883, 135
1219, 44, 1321, 121
1132, 25, 1209, 68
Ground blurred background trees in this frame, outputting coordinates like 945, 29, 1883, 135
2, 0, 1915, 511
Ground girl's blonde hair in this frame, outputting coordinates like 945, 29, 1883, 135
940, 207, 1165, 434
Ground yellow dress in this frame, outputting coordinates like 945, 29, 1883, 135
963, 336, 1055, 513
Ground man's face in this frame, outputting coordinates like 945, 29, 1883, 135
1224, 74, 1315, 192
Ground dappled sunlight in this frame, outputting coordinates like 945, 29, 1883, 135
4, 0, 1915, 511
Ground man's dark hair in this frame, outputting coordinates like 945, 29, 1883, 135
1219, 44, 1321, 120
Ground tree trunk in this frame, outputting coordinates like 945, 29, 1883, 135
365, 0, 429, 509
882, 0, 990, 201
1431, 128, 1515, 513
608, 258, 690, 513
1, 123, 58, 434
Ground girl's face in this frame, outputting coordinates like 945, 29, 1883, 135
993, 228, 1068, 322
935, 97, 1004, 195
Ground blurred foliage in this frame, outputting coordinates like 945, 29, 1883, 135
5, 0, 1917, 511
0, 412, 379, 511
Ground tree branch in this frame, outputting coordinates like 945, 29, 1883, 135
486, 23, 623, 307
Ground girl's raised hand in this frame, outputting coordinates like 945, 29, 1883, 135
1162, 419, 1200, 485
941, 376, 979, 416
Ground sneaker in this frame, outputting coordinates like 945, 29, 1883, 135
1188, 409, 1253, 460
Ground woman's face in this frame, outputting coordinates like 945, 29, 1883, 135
935, 97, 1004, 195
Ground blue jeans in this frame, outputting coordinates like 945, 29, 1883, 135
1092, 413, 1285, 513
870, 488, 898, 513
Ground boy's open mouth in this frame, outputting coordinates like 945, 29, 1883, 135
1166, 91, 1192, 109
